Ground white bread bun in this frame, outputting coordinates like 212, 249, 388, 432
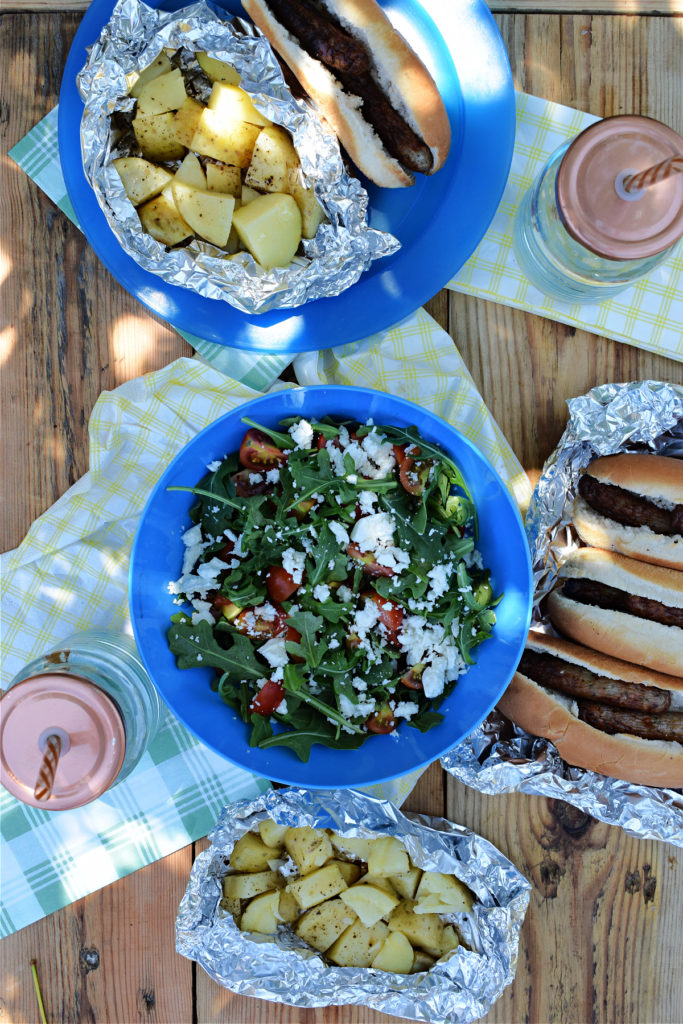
547, 548, 683, 676
497, 631, 683, 788
573, 454, 683, 570
241, 0, 450, 188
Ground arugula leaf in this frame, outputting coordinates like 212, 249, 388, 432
308, 524, 340, 587
167, 485, 243, 512
407, 710, 445, 733
241, 416, 291, 449
285, 610, 325, 668
258, 725, 366, 761
249, 713, 273, 747
168, 618, 264, 679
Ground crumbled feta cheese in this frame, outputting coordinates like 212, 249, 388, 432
427, 562, 453, 601
337, 585, 354, 603
190, 600, 214, 626
313, 584, 331, 602
463, 548, 484, 570
275, 697, 288, 715
329, 521, 350, 546
346, 473, 358, 484
393, 701, 420, 720
207, 460, 222, 472
339, 695, 376, 719
282, 548, 306, 584
259, 636, 288, 668
328, 637, 340, 649
357, 490, 377, 515
351, 512, 395, 551
354, 599, 380, 637
288, 418, 314, 449
248, 471, 262, 484
265, 468, 280, 483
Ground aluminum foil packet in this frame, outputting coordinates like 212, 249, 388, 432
77, 0, 400, 314
441, 380, 683, 847
176, 788, 530, 1024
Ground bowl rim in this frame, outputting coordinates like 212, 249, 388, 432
129, 385, 533, 787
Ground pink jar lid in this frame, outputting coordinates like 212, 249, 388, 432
0, 674, 126, 810
557, 115, 683, 260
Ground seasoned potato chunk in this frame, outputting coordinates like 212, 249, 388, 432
340, 883, 399, 928
240, 889, 279, 934
197, 51, 240, 84
113, 157, 172, 206
173, 153, 207, 190
288, 176, 325, 239
439, 924, 459, 957
328, 833, 375, 862
277, 888, 301, 924
171, 97, 205, 148
295, 897, 357, 952
171, 183, 235, 247
414, 872, 474, 914
327, 919, 389, 968
230, 831, 275, 872
208, 83, 272, 127
128, 51, 172, 98
206, 162, 241, 196
223, 870, 280, 900
132, 112, 186, 162
232, 193, 302, 270
137, 192, 192, 246
287, 863, 347, 911
136, 68, 187, 115
283, 826, 333, 875
329, 860, 362, 886
244, 125, 298, 193
190, 109, 260, 166
258, 819, 289, 850
371, 930, 414, 974
389, 866, 422, 900
411, 949, 436, 974
367, 837, 410, 876
387, 899, 444, 958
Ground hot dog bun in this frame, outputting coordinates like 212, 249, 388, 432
498, 631, 683, 788
242, 0, 450, 187
547, 548, 683, 676
572, 453, 683, 570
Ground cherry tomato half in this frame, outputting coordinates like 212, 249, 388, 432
210, 593, 242, 621
239, 428, 288, 471
346, 543, 394, 578
400, 665, 424, 690
362, 591, 404, 646
250, 679, 285, 716
232, 469, 272, 498
234, 602, 287, 639
266, 565, 300, 602
285, 624, 305, 664
365, 704, 396, 734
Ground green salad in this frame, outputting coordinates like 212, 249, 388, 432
167, 415, 500, 761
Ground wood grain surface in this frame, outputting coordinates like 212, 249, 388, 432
1, 4, 683, 1024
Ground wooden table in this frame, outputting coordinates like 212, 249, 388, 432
2, 1, 682, 1021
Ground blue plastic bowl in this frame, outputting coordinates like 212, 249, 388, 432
130, 387, 532, 787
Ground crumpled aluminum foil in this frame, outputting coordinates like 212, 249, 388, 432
176, 788, 531, 1024
442, 380, 683, 847
77, 0, 400, 314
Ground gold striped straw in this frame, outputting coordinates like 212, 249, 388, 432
623, 155, 683, 193
34, 733, 62, 801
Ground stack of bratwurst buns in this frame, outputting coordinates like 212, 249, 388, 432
499, 453, 683, 788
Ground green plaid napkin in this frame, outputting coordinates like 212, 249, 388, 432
448, 93, 683, 358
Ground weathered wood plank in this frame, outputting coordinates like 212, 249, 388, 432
2, 0, 683, 13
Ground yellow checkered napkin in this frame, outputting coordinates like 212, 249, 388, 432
449, 93, 683, 359
1, 309, 530, 927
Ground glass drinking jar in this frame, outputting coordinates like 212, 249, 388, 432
513, 115, 683, 304
0, 630, 162, 810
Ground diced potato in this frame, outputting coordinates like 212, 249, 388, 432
259, 818, 289, 850
339, 883, 399, 928
171, 183, 235, 247
132, 112, 186, 162
327, 920, 389, 968
284, 827, 333, 875
288, 176, 325, 239
411, 949, 436, 974
136, 68, 187, 115
229, 831, 275, 872
439, 924, 459, 957
224, 224, 242, 254
205, 162, 242, 196
208, 82, 272, 127
389, 866, 422, 900
415, 872, 474, 914
223, 870, 280, 900
286, 863, 347, 911
329, 860, 362, 886
367, 837, 410, 876
190, 109, 260, 166
295, 898, 357, 952
239, 889, 279, 934
113, 157, 172, 206
387, 899, 444, 958
360, 874, 397, 896
232, 192, 302, 270
241, 184, 262, 205
171, 97, 205, 148
220, 894, 242, 923
244, 125, 298, 193
197, 51, 240, 84
173, 153, 207, 190
371, 930, 414, 974
128, 51, 172, 98
137, 192, 193, 246
277, 888, 301, 924
328, 834, 375, 862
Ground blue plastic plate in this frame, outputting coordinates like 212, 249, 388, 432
130, 387, 532, 788
59, 0, 514, 352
